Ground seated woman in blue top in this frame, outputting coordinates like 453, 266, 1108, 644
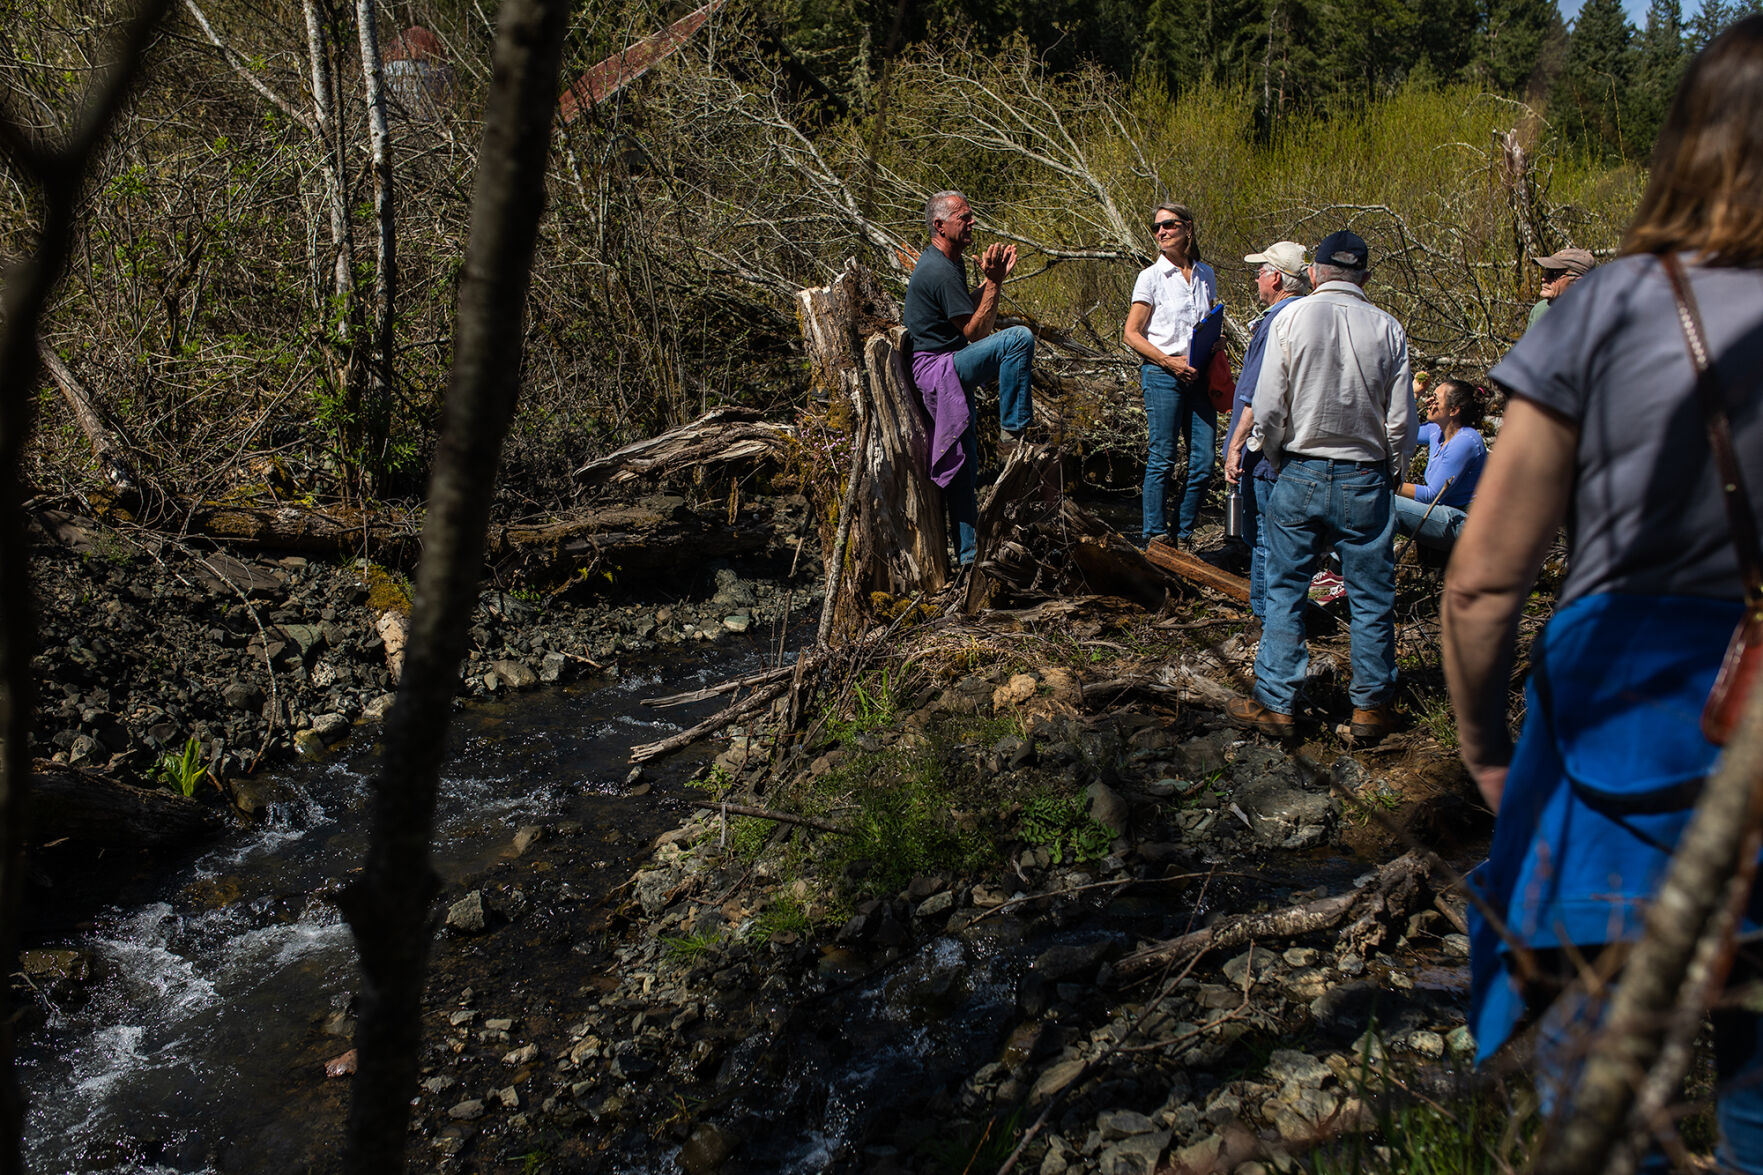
1391, 377, 1489, 549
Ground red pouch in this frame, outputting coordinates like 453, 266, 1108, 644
1205, 348, 1235, 415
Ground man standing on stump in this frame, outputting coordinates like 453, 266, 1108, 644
1229, 230, 1416, 742
904, 189, 1036, 569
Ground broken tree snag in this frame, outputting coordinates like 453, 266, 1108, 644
964, 443, 1065, 613
797, 262, 949, 640
37, 345, 137, 490
1142, 541, 1251, 604
571, 407, 795, 489
1116, 851, 1432, 978
26, 760, 226, 849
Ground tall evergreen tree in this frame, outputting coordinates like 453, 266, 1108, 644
1550, 0, 1635, 157
1479, 0, 1562, 92
1632, 0, 1687, 150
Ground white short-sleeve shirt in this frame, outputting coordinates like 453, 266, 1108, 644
1130, 257, 1218, 356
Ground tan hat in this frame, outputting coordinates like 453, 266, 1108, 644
1244, 240, 1307, 278
1534, 247, 1595, 276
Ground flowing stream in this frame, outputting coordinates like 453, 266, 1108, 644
18, 641, 771, 1174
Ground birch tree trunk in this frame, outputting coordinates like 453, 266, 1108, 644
0, 3, 172, 1166
333, 0, 571, 1164
356, 0, 396, 487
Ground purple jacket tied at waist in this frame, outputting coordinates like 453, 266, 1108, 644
911, 349, 970, 488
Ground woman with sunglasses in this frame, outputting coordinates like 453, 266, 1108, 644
1445, 17, 1763, 1169
1123, 203, 1219, 550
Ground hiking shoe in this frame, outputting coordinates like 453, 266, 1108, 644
1308, 569, 1346, 605
1225, 695, 1297, 738
1349, 704, 1400, 743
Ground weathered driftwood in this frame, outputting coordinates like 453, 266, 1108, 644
641, 664, 797, 709
26, 760, 226, 849
628, 680, 789, 763
571, 407, 794, 488
1117, 851, 1431, 978
963, 443, 1065, 613
796, 264, 949, 639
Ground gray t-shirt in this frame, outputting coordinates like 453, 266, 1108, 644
903, 246, 973, 355
1490, 253, 1763, 606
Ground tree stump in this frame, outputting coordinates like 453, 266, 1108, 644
796, 262, 949, 640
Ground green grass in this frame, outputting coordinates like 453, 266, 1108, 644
1303, 1091, 1535, 1175
661, 928, 724, 963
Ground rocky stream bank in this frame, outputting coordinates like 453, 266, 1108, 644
18, 494, 1502, 1175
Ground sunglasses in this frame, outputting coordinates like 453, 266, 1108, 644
1152, 220, 1184, 233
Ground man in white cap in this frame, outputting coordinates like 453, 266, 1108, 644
1224, 240, 1310, 620
1526, 247, 1595, 330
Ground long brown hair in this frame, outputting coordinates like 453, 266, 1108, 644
1623, 14, 1763, 264
1151, 202, 1203, 264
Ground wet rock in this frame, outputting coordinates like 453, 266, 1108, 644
679, 1122, 736, 1175
489, 659, 537, 690
363, 692, 396, 720
448, 1099, 485, 1121
916, 892, 955, 920
491, 1086, 519, 1108
222, 681, 263, 711
1235, 776, 1334, 849
512, 825, 544, 856
539, 651, 567, 683
1265, 1086, 1338, 1142
722, 614, 751, 633
1442, 933, 1470, 958
293, 729, 328, 758
446, 891, 490, 934
503, 1043, 539, 1066
1032, 937, 1114, 983
324, 1049, 357, 1078
1407, 1029, 1445, 1057
309, 712, 350, 744
423, 1075, 457, 1095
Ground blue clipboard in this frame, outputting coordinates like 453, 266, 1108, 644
1188, 303, 1224, 369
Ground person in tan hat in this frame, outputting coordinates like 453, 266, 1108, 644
1526, 247, 1596, 329
1224, 240, 1310, 618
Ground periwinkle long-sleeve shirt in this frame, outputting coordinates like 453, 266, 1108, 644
1250, 281, 1417, 477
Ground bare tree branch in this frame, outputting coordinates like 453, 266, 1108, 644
333, 0, 571, 1165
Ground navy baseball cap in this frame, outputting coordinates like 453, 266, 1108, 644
1316, 230, 1369, 269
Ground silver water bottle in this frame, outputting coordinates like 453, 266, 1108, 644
1225, 487, 1244, 539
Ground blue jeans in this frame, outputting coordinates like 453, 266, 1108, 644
1532, 969, 1763, 1174
1141, 365, 1216, 543
1392, 494, 1466, 550
1243, 473, 1272, 619
945, 412, 979, 566
951, 325, 1035, 434
945, 326, 1034, 567
1253, 458, 1397, 714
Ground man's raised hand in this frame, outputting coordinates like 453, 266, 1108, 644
979, 242, 1016, 285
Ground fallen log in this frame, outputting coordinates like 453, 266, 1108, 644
61, 492, 780, 583
1116, 851, 1432, 978
27, 760, 227, 849
571, 407, 794, 488
1142, 542, 1251, 604
641, 664, 797, 709
38, 345, 137, 490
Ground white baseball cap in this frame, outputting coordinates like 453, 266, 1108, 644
1243, 241, 1307, 278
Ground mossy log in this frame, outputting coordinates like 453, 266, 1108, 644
26, 760, 226, 849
